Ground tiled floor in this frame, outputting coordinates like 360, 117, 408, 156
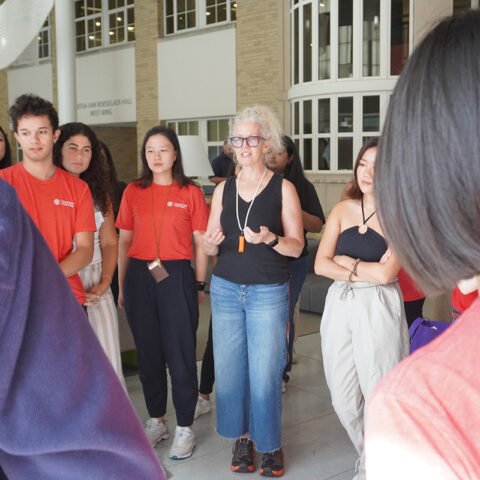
126, 332, 358, 480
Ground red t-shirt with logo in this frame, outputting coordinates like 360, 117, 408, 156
0, 163, 96, 304
116, 181, 208, 260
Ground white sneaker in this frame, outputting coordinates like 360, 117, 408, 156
145, 418, 169, 447
282, 381, 287, 393
169, 426, 196, 459
194, 396, 211, 419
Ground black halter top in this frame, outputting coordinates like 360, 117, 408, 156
335, 226, 387, 263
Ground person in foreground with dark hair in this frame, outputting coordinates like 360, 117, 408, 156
267, 135, 325, 389
0, 179, 166, 479
315, 138, 408, 479
365, 10, 480, 479
0, 94, 95, 306
0, 126, 11, 169
54, 122, 125, 387
116, 125, 209, 460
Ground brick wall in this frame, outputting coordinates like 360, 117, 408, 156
134, 0, 160, 173
235, 0, 289, 129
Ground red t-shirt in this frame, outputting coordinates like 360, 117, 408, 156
397, 268, 425, 302
366, 298, 480, 479
451, 285, 478, 313
0, 164, 96, 304
116, 181, 208, 260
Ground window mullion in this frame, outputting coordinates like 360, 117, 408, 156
330, 0, 338, 80
352, 0, 362, 78
198, 0, 206, 28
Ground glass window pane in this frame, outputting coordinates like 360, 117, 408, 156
338, 137, 353, 169
187, 0, 195, 10
77, 35, 86, 52
207, 120, 217, 141
390, 0, 409, 75
206, 6, 215, 23
189, 121, 199, 135
363, 0, 380, 76
318, 0, 330, 80
218, 119, 229, 140
363, 95, 380, 132
303, 139, 312, 170
208, 146, 220, 162
338, 0, 353, 78
318, 138, 330, 170
338, 97, 353, 132
109, 0, 115, 9
294, 8, 299, 84
231, 0, 237, 21
318, 98, 330, 133
178, 0, 186, 11
178, 14, 186, 30
76, 20, 85, 36
187, 11, 196, 28
166, 0, 174, 16
453, 0, 471, 12
166, 16, 174, 34
178, 122, 188, 135
75, 1, 84, 18
294, 102, 300, 135
167, 122, 176, 131
303, 3, 312, 82
303, 100, 312, 134
218, 4, 227, 22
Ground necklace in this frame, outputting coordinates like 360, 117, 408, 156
358, 197, 375, 234
235, 167, 268, 252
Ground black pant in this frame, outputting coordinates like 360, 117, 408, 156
404, 298, 426, 329
199, 317, 215, 395
124, 258, 198, 426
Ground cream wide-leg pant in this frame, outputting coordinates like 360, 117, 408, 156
320, 280, 409, 473
79, 262, 126, 387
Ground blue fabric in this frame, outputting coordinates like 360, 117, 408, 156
210, 275, 288, 452
0, 179, 165, 479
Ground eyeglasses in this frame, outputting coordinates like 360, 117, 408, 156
229, 136, 265, 148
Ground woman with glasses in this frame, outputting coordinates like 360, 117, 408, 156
315, 138, 409, 479
202, 105, 303, 477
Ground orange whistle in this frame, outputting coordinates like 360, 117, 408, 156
238, 235, 245, 253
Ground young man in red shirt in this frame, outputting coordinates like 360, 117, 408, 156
0, 94, 95, 304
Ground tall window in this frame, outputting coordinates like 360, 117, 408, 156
290, 0, 408, 171
165, 0, 236, 35
390, 0, 409, 75
38, 16, 51, 59
75, 0, 135, 53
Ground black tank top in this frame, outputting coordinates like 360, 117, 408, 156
213, 173, 289, 284
336, 226, 387, 262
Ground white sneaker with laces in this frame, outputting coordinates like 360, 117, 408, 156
145, 418, 169, 447
194, 396, 211, 419
169, 426, 196, 460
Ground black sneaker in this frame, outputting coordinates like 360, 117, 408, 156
259, 448, 284, 477
231, 437, 255, 473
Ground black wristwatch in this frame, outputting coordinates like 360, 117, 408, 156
197, 281, 206, 292
266, 234, 279, 249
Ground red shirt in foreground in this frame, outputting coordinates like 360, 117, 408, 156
366, 296, 480, 479
0, 163, 96, 304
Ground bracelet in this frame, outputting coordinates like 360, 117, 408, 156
266, 234, 279, 249
196, 281, 207, 292
352, 258, 361, 276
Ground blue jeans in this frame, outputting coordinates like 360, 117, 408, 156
210, 275, 289, 452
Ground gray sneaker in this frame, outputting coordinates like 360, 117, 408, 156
145, 418, 169, 447
194, 396, 211, 419
169, 426, 195, 460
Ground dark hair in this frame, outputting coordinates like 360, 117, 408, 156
53, 122, 111, 215
9, 94, 59, 132
0, 126, 12, 169
99, 140, 124, 217
375, 10, 480, 294
281, 135, 309, 199
348, 137, 379, 200
137, 125, 196, 189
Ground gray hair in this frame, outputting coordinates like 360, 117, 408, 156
230, 105, 283, 156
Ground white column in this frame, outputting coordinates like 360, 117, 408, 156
55, 0, 76, 123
